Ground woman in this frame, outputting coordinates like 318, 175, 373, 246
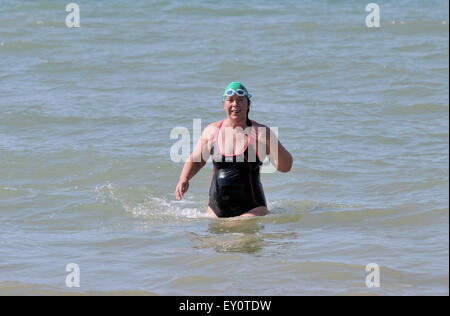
175, 82, 293, 218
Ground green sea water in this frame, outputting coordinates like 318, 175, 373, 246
0, 0, 448, 295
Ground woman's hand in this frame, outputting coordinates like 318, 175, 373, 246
175, 179, 189, 200
174, 122, 216, 201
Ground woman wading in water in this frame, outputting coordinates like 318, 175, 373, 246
175, 82, 293, 218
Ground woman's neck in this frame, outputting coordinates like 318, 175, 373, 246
224, 117, 249, 129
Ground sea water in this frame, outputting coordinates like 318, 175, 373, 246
0, 0, 448, 295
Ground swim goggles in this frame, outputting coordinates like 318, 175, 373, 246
223, 89, 251, 100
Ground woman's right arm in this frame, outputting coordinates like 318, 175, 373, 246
175, 123, 216, 200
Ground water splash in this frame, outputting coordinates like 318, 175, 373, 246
94, 182, 208, 220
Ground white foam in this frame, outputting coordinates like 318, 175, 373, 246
94, 182, 207, 220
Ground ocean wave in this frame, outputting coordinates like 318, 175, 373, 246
297, 203, 448, 228
0, 281, 158, 296
382, 102, 449, 115
0, 110, 141, 128
93, 183, 397, 227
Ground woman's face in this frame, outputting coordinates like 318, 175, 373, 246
223, 95, 248, 121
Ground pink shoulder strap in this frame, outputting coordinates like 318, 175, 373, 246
248, 120, 255, 148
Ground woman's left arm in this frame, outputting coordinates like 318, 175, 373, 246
265, 127, 293, 173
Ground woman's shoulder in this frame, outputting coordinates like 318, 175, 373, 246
251, 120, 266, 128
202, 120, 222, 140
251, 120, 270, 133
251, 120, 273, 142
207, 120, 222, 128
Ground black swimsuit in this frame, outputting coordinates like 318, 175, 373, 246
208, 119, 267, 218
